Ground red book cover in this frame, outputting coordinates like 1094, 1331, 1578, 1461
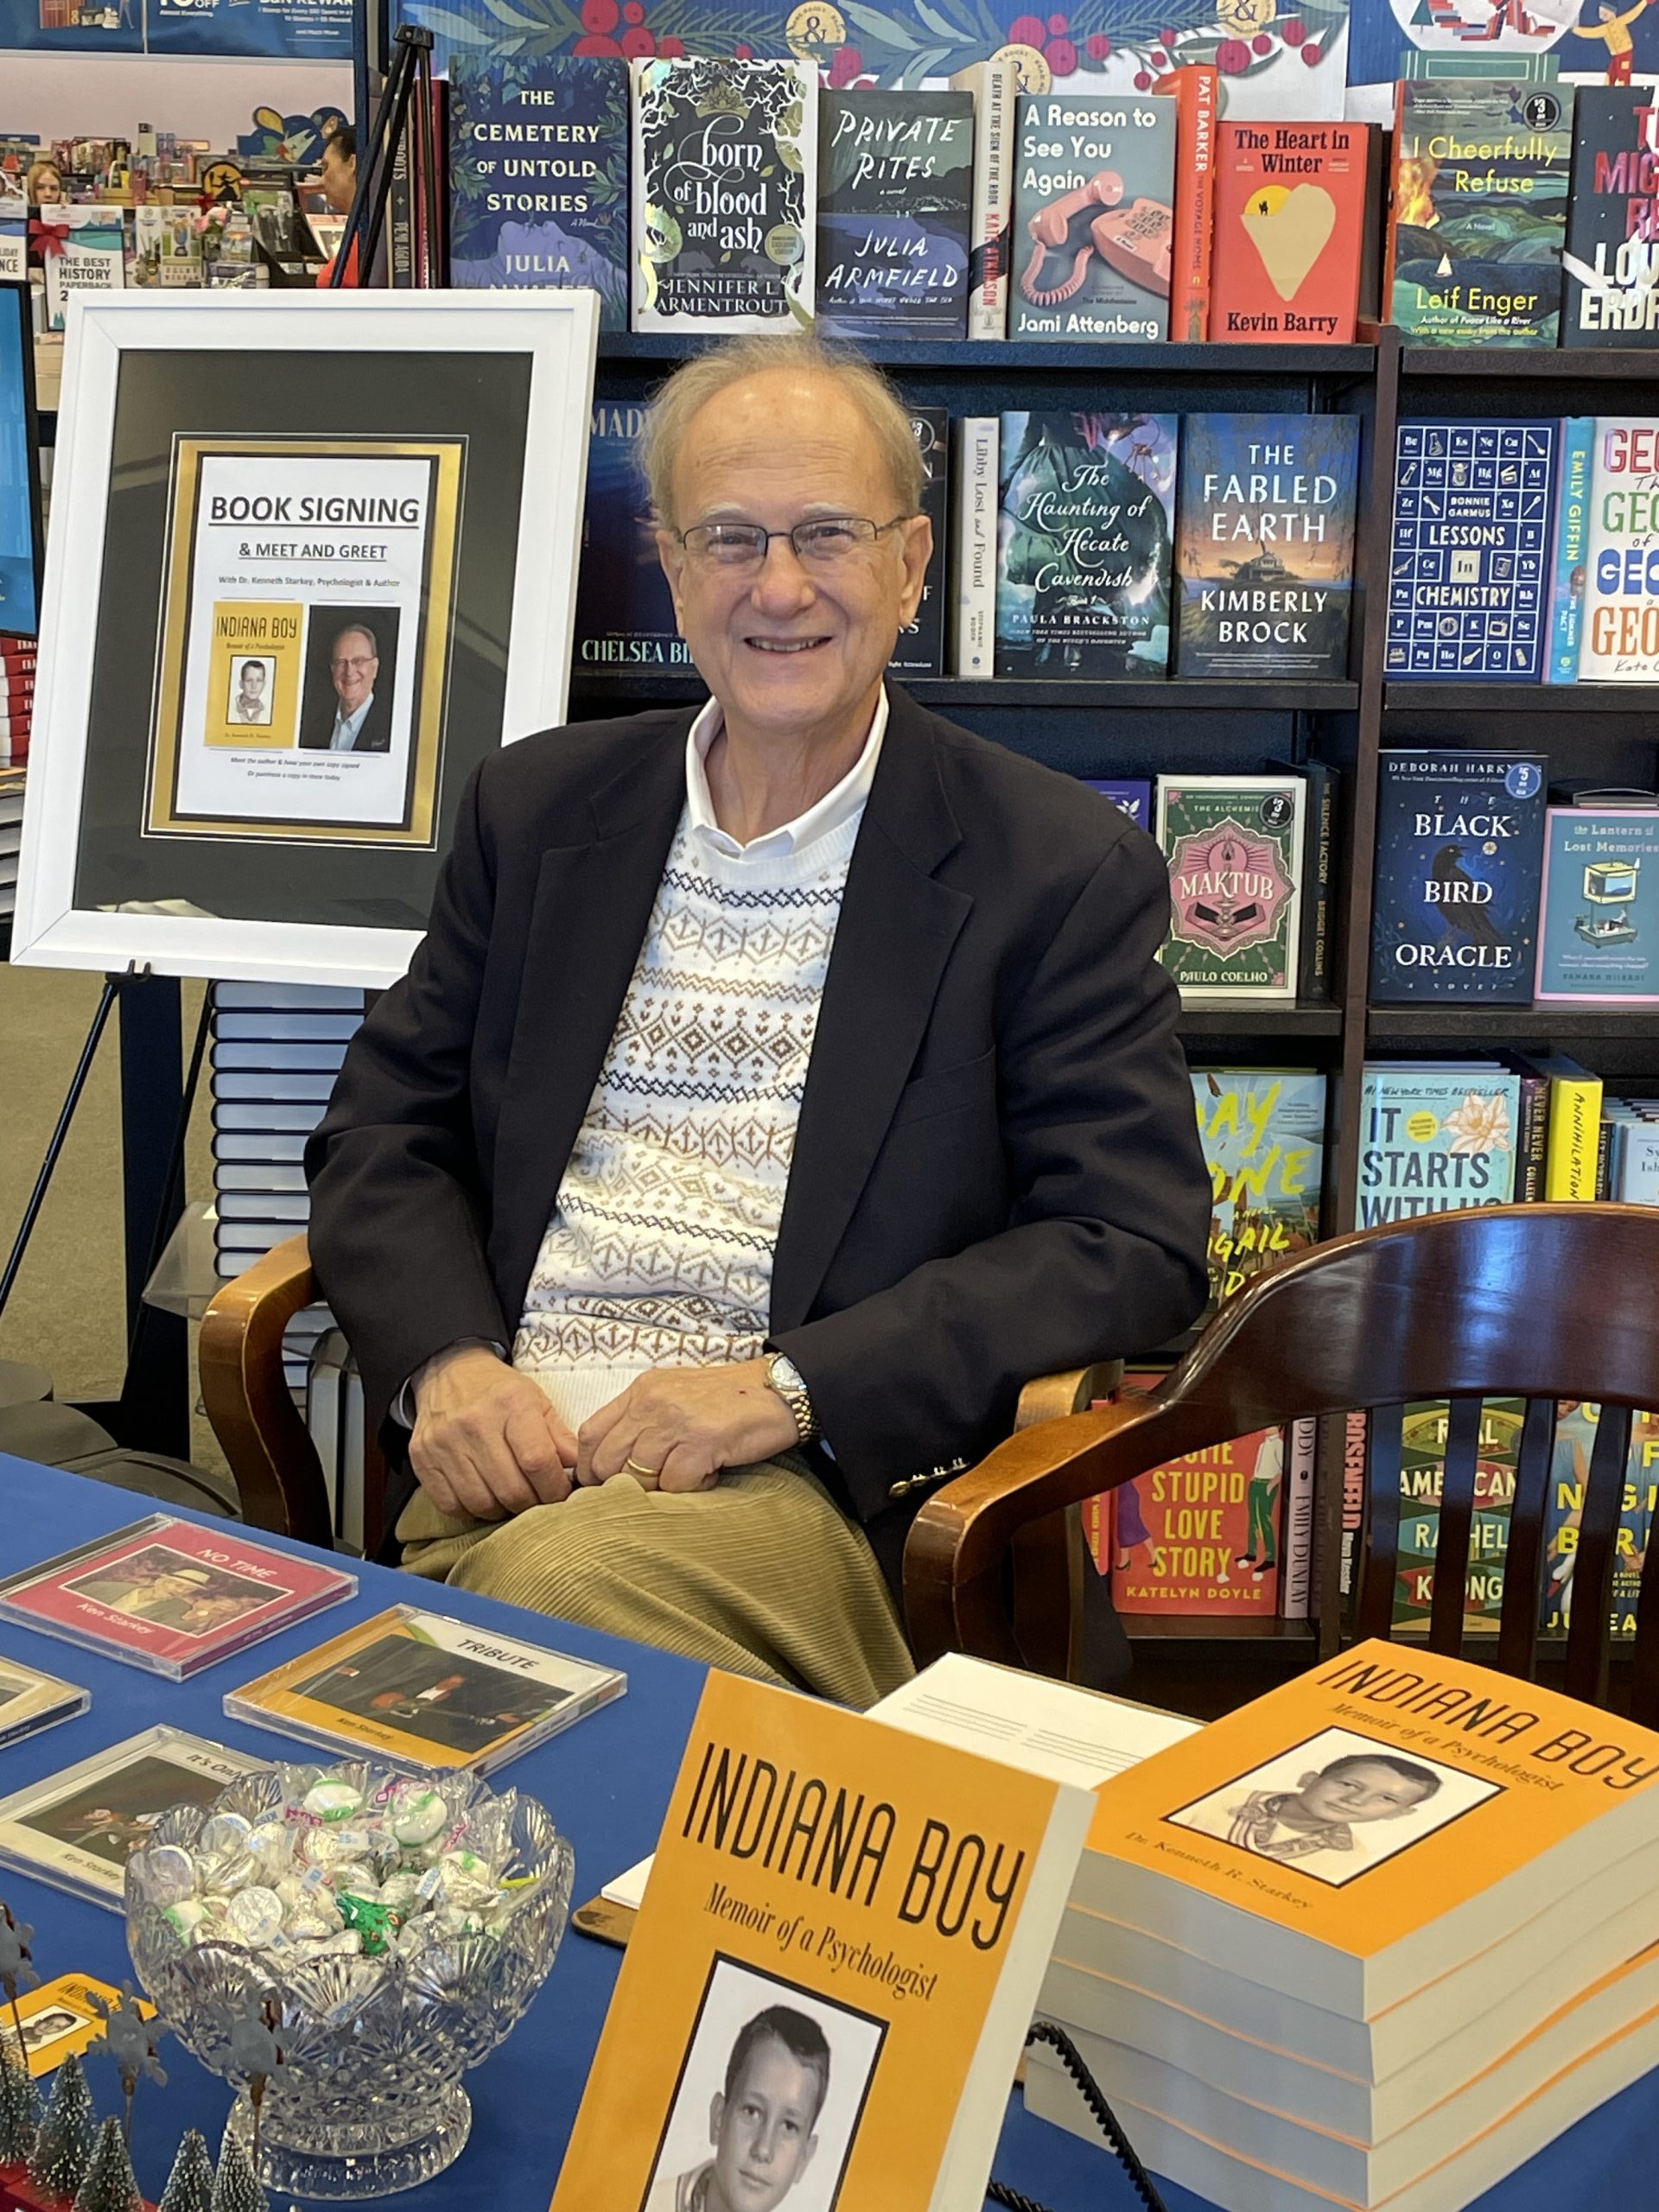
1086, 1374, 1287, 1614
1210, 120, 1367, 345
1154, 64, 1217, 343
0, 1515, 354, 1678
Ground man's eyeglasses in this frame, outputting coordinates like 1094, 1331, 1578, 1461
330, 655, 377, 673
674, 514, 911, 571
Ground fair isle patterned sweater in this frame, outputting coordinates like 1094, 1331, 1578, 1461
512, 803, 859, 1432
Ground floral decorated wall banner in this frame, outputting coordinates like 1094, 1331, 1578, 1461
397, 0, 1353, 119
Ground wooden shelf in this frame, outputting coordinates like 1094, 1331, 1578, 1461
569, 672, 1361, 712
1384, 683, 1658, 714
1122, 1615, 1319, 1644
601, 334, 1375, 375
1401, 346, 1659, 381
1368, 1006, 1659, 1041
1179, 1004, 1343, 1038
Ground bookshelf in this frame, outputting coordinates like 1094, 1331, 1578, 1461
573, 325, 1659, 1688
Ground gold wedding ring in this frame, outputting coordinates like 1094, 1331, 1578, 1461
624, 1457, 661, 1480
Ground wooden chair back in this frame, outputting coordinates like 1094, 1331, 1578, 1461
906, 1205, 1659, 1721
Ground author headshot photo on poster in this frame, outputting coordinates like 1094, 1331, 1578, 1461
299, 611, 400, 753
642, 1959, 884, 2212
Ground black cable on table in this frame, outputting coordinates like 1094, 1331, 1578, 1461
987, 2020, 1168, 2212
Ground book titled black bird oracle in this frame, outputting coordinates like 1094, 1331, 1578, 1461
1563, 89, 1659, 348
631, 56, 816, 331
1009, 93, 1176, 341
1370, 751, 1548, 1005
1174, 414, 1360, 680
817, 90, 973, 339
995, 411, 1179, 678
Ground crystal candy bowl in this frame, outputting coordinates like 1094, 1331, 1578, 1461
124, 1760, 574, 2200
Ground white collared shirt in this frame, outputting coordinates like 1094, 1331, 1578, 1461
329, 692, 375, 752
684, 688, 887, 859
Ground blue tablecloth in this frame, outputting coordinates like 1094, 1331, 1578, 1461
0, 1457, 1651, 2211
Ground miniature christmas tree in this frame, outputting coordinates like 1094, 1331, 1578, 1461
156, 2131, 214, 2212
0, 2037, 42, 2165
207, 2130, 264, 2212
70, 2118, 139, 2212
27, 2052, 98, 2202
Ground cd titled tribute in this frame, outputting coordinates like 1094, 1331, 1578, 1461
144, 435, 464, 846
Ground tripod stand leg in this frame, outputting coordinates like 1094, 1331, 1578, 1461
0, 976, 119, 1324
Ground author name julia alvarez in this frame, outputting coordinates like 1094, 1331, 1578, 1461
681, 1738, 1030, 1953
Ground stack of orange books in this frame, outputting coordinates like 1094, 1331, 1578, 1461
1027, 1639, 1659, 2211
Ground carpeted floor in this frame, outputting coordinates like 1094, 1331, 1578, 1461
0, 962, 228, 1478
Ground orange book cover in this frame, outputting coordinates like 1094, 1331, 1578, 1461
1211, 120, 1368, 345
550, 1670, 1093, 2212
1154, 64, 1217, 343
1077, 1639, 1659, 2018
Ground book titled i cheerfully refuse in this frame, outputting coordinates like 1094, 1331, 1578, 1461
550, 1669, 1092, 2212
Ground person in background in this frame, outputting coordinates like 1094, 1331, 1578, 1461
316, 122, 359, 286
26, 159, 65, 206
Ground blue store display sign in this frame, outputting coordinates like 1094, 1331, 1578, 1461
146, 0, 353, 58
0, 0, 142, 52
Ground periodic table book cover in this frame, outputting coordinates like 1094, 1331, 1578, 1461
1385, 420, 1560, 682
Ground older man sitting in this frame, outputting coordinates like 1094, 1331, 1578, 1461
305, 334, 1211, 1708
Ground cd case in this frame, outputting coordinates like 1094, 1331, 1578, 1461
0, 1655, 89, 1749
0, 1514, 356, 1679
0, 1974, 156, 2078
226, 1605, 627, 1774
0, 1726, 264, 1910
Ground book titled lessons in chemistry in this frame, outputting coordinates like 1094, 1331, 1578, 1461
550, 1669, 1092, 2212
631, 56, 816, 331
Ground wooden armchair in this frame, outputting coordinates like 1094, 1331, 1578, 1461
906, 1204, 1659, 1724
198, 1236, 1120, 1636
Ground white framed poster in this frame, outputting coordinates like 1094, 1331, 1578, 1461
14, 289, 598, 988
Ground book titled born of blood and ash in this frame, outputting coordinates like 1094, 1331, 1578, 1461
1156, 776, 1306, 1001
816, 91, 972, 340
995, 411, 1177, 678
1008, 93, 1176, 342
1387, 81, 1573, 347
548, 1669, 1093, 2212
447, 54, 629, 327
1385, 420, 1559, 683
631, 57, 816, 332
1210, 121, 1369, 343
1563, 90, 1659, 347
1369, 751, 1548, 1006
572, 400, 690, 673
1173, 414, 1359, 681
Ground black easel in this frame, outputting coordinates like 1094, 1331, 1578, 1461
331, 22, 441, 291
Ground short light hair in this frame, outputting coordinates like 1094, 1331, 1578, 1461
639, 334, 924, 531
331, 621, 378, 659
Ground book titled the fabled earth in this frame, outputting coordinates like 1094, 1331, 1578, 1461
817, 90, 973, 339
448, 54, 629, 327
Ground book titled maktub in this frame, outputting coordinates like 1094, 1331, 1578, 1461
1369, 751, 1548, 1006
1009, 93, 1176, 342
1385, 420, 1559, 682
995, 410, 1177, 678
447, 54, 629, 327
1562, 88, 1659, 349
549, 1669, 1093, 2212
1174, 413, 1358, 681
1157, 774, 1306, 1001
631, 56, 816, 331
817, 90, 972, 340
1209, 120, 1368, 344
1387, 81, 1573, 347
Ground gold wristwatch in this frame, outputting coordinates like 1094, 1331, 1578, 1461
766, 1352, 818, 1444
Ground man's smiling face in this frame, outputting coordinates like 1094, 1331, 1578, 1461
657, 366, 930, 753
706, 2033, 821, 2212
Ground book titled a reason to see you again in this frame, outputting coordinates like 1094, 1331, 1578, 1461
550, 1669, 1093, 2212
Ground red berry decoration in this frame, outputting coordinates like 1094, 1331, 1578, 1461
658, 29, 683, 50
580, 0, 618, 30
1159, 22, 1177, 40
621, 25, 653, 54
1009, 13, 1047, 44
735, 39, 752, 56
1302, 40, 1321, 60
1150, 46, 1167, 65
623, 1, 644, 19
1086, 30, 1109, 54
842, 41, 861, 68
1046, 11, 1068, 30
1134, 67, 1152, 85
1216, 35, 1251, 68
1251, 31, 1271, 49
1279, 15, 1305, 39
1046, 34, 1077, 70
573, 30, 621, 50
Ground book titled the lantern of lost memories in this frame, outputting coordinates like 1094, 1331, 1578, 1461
550, 1669, 1093, 2212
